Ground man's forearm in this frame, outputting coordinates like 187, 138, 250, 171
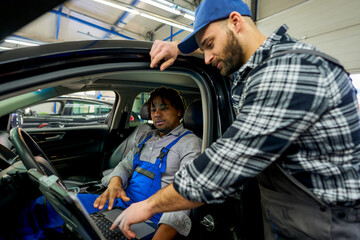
152, 224, 177, 240
146, 183, 204, 215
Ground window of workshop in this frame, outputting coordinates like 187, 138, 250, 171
130, 92, 151, 127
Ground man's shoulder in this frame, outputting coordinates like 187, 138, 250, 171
253, 42, 333, 76
180, 127, 202, 143
269, 42, 318, 59
135, 126, 156, 143
174, 128, 202, 154
269, 43, 345, 79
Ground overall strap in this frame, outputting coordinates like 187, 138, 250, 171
136, 133, 153, 155
133, 133, 153, 170
157, 130, 193, 172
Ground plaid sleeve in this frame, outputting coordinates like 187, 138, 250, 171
174, 55, 330, 203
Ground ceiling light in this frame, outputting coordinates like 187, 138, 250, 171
155, 0, 195, 15
91, 0, 193, 32
184, 14, 195, 21
5, 39, 40, 46
140, 0, 195, 21
140, 0, 180, 15
140, 13, 193, 32
93, 0, 140, 15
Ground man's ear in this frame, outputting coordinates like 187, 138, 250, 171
228, 11, 242, 33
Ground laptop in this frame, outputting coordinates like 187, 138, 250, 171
27, 169, 157, 240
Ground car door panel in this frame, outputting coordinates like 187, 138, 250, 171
26, 125, 109, 179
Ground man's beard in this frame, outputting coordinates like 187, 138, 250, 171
217, 30, 245, 76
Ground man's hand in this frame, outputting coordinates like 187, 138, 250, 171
150, 40, 180, 71
110, 200, 154, 239
93, 176, 129, 210
110, 184, 204, 239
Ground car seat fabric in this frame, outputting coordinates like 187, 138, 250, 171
183, 100, 203, 139
0, 131, 16, 159
102, 123, 153, 177
0, 131, 16, 169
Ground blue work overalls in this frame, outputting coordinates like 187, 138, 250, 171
124, 130, 192, 223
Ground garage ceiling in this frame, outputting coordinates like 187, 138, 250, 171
1, 0, 359, 73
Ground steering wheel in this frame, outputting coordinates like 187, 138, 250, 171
10, 127, 66, 189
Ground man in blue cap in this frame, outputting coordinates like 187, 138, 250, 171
113, 0, 360, 239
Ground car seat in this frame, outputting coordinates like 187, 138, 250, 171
0, 131, 16, 169
183, 99, 203, 139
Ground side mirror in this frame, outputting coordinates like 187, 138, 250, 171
24, 107, 35, 116
10, 112, 24, 128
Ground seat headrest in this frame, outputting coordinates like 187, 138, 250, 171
140, 103, 151, 120
183, 100, 203, 138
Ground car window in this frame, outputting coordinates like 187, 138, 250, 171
12, 91, 115, 129
28, 101, 62, 115
130, 92, 150, 127
65, 100, 112, 116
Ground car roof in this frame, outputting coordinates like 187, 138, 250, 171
0, 39, 155, 64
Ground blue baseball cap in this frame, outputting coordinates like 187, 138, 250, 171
178, 0, 252, 54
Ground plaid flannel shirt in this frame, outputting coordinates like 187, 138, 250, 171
173, 25, 360, 205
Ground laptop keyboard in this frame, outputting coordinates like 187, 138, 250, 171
91, 211, 129, 240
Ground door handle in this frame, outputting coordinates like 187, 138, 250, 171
45, 134, 63, 141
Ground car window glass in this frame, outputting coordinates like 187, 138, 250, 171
12, 91, 115, 129
67, 101, 112, 115
130, 92, 151, 127
27, 101, 62, 115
